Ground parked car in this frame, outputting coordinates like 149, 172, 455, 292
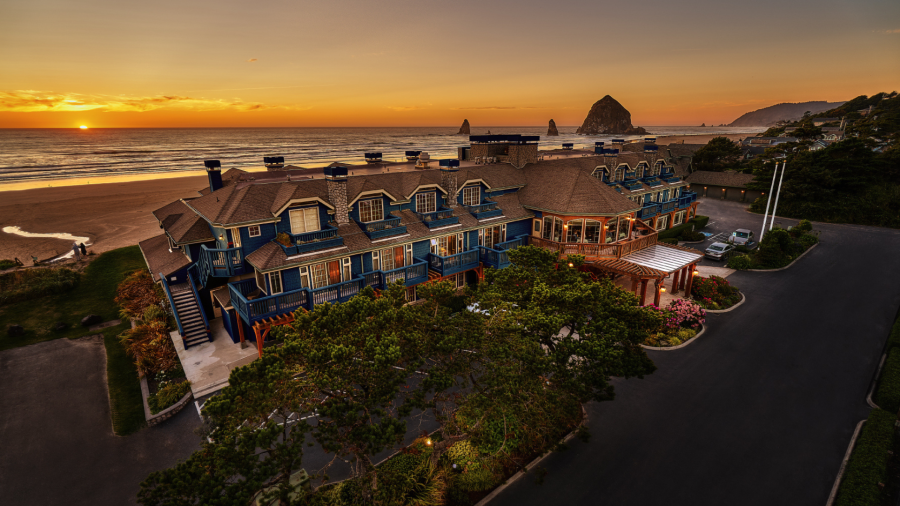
728, 229, 755, 247
705, 242, 734, 261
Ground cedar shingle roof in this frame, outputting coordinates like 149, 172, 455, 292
685, 170, 754, 188
139, 234, 192, 282
151, 200, 214, 244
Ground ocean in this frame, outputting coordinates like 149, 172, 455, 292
0, 126, 765, 184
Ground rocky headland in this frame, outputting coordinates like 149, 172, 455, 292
575, 95, 648, 135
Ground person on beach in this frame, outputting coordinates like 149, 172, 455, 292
72, 242, 81, 261
79, 243, 87, 256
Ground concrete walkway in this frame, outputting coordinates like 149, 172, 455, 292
0, 336, 200, 506
492, 200, 900, 506
172, 317, 258, 398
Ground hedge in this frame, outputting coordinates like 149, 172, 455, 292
834, 409, 896, 506
659, 238, 679, 244
888, 314, 900, 352
658, 222, 695, 240
874, 348, 900, 413
691, 215, 710, 230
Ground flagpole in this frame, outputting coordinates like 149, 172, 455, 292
760, 161, 780, 240
769, 160, 787, 231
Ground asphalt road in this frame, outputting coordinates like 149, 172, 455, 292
493, 198, 900, 506
0, 335, 200, 506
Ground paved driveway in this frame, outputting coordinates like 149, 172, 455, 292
493, 200, 900, 506
0, 336, 200, 506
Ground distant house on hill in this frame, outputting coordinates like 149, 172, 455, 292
812, 117, 840, 126
809, 139, 835, 152
820, 127, 845, 142
685, 171, 762, 203
743, 137, 798, 146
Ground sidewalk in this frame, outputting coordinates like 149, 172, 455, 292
170, 317, 258, 398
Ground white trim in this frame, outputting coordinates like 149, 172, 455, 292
285, 246, 349, 260
272, 197, 335, 217
404, 184, 448, 199
458, 178, 492, 190
247, 225, 261, 238
348, 189, 399, 207
427, 224, 463, 232
478, 215, 506, 223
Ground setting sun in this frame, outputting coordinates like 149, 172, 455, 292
79, 125, 87, 129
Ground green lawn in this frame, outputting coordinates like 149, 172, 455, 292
0, 246, 146, 351
1, 246, 149, 435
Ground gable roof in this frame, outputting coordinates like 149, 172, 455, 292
685, 170, 754, 188
151, 200, 214, 244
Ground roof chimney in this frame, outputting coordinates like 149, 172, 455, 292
264, 156, 284, 170
204, 160, 223, 193
439, 159, 460, 207
323, 165, 349, 224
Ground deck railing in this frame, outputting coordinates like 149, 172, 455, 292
479, 246, 510, 269
677, 191, 697, 208
187, 268, 209, 334
527, 228, 658, 260
428, 250, 480, 277
356, 215, 407, 240
200, 245, 245, 279
464, 200, 503, 220
160, 274, 185, 340
288, 225, 339, 244
415, 208, 459, 229
637, 204, 659, 220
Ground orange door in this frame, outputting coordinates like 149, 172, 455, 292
327, 261, 341, 284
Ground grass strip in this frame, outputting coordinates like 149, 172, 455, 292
875, 348, 900, 413
103, 323, 146, 435
834, 409, 896, 506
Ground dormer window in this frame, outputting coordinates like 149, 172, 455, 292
359, 198, 384, 223
614, 167, 625, 181
248, 225, 261, 238
416, 192, 436, 214
462, 186, 480, 206
290, 207, 320, 234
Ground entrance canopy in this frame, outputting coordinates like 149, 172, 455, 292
621, 243, 703, 274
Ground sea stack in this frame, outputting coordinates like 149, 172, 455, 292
547, 119, 559, 136
575, 95, 648, 135
458, 119, 470, 135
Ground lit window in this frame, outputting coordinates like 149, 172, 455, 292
268, 271, 283, 294
416, 192, 436, 214
462, 186, 480, 206
289, 207, 320, 234
248, 225, 261, 237
358, 199, 384, 223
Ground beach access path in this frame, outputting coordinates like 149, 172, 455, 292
489, 199, 900, 506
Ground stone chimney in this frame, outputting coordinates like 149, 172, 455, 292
204, 160, 223, 193
324, 165, 349, 224
440, 160, 460, 208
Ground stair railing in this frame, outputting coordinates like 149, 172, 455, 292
187, 269, 210, 336
159, 273, 185, 340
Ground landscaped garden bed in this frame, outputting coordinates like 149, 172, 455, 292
643, 299, 706, 348
726, 219, 819, 270
690, 275, 742, 311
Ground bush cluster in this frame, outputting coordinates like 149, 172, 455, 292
729, 224, 818, 270
691, 275, 741, 310
147, 380, 191, 414
115, 269, 179, 376
664, 299, 705, 329
834, 409, 897, 506
726, 254, 753, 270
0, 267, 80, 306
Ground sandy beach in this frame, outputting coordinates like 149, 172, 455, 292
0, 134, 742, 263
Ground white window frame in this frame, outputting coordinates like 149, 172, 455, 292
255, 269, 267, 292
341, 257, 352, 282
248, 225, 261, 238
268, 271, 283, 295
656, 215, 669, 231
416, 192, 436, 214
405, 244, 413, 266
230, 228, 242, 247
359, 198, 384, 223
299, 266, 310, 288
371, 250, 380, 271
673, 211, 685, 226
462, 186, 480, 207
289, 207, 320, 234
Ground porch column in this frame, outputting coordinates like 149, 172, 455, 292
684, 264, 696, 298
631, 277, 639, 295
671, 269, 681, 295
237, 318, 246, 345
653, 279, 662, 306
640, 279, 648, 306
254, 326, 264, 358
679, 267, 688, 291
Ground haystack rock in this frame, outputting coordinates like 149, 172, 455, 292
547, 119, 559, 136
458, 119, 470, 134
575, 95, 648, 136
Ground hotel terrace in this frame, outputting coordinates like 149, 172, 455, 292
140, 136, 702, 357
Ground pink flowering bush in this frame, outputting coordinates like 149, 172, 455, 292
663, 299, 705, 329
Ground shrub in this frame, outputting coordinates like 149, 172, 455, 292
275, 232, 292, 247
148, 380, 191, 414
889, 315, 900, 352
445, 440, 499, 492
0, 259, 19, 270
663, 299, 705, 329
115, 269, 166, 321
118, 319, 179, 376
691, 275, 741, 308
875, 348, 900, 413
143, 304, 167, 323
834, 409, 896, 506
668, 337, 682, 346
657, 222, 695, 240
734, 245, 751, 253
676, 328, 697, 341
798, 233, 818, 250
756, 228, 792, 268
726, 254, 753, 270
793, 219, 813, 234
659, 237, 679, 244
690, 215, 710, 229
0, 267, 81, 306
680, 230, 705, 242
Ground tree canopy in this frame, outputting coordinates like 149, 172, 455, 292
691, 136, 742, 172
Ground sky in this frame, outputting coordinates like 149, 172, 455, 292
0, 0, 897, 128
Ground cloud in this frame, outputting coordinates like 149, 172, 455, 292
0, 90, 306, 113
386, 103, 433, 111
451, 106, 541, 110
247, 58, 258, 62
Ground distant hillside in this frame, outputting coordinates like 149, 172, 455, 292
728, 101, 846, 127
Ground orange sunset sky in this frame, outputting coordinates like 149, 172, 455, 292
1, 0, 898, 129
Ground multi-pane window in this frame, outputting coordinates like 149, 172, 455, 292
248, 225, 261, 237
433, 234, 464, 256
359, 198, 384, 223
566, 220, 583, 243
605, 218, 618, 243
289, 207, 319, 234
374, 245, 410, 271
656, 215, 669, 231
478, 225, 505, 249
462, 186, 480, 206
311, 263, 328, 288
614, 167, 625, 181
542, 216, 564, 242
268, 271, 283, 294
301, 257, 352, 289
416, 193, 436, 214
584, 220, 602, 243
673, 211, 685, 226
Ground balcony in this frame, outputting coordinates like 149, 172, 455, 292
495, 235, 528, 250
199, 245, 245, 280
464, 199, 503, 220
427, 249, 480, 278
641, 176, 663, 188
227, 259, 429, 326
637, 204, 659, 220
415, 207, 459, 229
527, 226, 659, 261
659, 199, 676, 213
356, 214, 407, 240
659, 173, 680, 183
677, 191, 697, 209
479, 246, 510, 269
620, 180, 643, 191
280, 225, 344, 255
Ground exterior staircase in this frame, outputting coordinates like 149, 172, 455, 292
169, 283, 211, 348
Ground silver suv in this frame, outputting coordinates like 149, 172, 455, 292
728, 228, 755, 247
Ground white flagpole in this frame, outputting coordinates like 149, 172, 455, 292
760, 161, 780, 240
769, 160, 787, 231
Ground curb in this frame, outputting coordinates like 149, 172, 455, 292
475, 405, 588, 506
641, 324, 706, 351
745, 243, 818, 272
867, 353, 886, 410
140, 375, 194, 427
704, 292, 746, 314
825, 419, 866, 506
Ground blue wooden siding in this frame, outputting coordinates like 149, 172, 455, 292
413, 240, 430, 259
507, 219, 531, 238
240, 223, 276, 253
362, 252, 373, 272
281, 267, 303, 292
351, 255, 363, 276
